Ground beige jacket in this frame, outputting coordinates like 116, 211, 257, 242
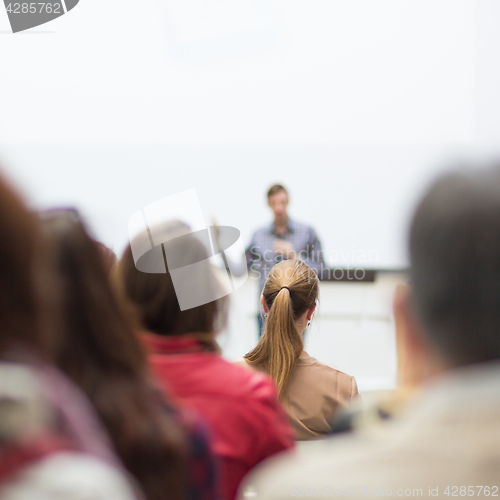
236, 352, 358, 441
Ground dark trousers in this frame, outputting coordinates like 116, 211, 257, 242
257, 313, 264, 339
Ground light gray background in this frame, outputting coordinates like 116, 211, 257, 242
1, 1, 499, 267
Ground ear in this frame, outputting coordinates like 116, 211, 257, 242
260, 295, 269, 314
393, 287, 424, 352
393, 285, 431, 388
306, 304, 316, 321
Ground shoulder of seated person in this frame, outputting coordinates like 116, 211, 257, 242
298, 353, 356, 379
227, 360, 280, 398
0, 452, 139, 500
299, 352, 335, 369
232, 357, 253, 369
232, 358, 269, 378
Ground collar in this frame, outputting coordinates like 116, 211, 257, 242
296, 351, 314, 365
268, 218, 296, 235
142, 333, 207, 355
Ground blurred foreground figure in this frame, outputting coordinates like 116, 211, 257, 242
41, 211, 219, 500
241, 165, 500, 499
0, 175, 137, 499
239, 259, 358, 440
119, 221, 295, 500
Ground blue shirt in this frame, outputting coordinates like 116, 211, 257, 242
245, 219, 325, 293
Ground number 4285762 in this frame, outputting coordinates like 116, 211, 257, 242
6, 3, 62, 14
444, 486, 498, 496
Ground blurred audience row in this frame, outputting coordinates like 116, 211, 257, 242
1, 161, 499, 500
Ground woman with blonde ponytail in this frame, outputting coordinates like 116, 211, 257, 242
241, 259, 359, 440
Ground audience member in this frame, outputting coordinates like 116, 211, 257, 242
94, 239, 118, 274
246, 184, 325, 336
118, 220, 295, 500
241, 165, 500, 499
239, 259, 358, 440
40, 210, 218, 500
0, 175, 138, 499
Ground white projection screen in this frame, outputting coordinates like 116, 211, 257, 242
1, 0, 499, 267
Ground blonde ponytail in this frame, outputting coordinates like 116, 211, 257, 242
244, 260, 319, 397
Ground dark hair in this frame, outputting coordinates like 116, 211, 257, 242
0, 173, 42, 358
41, 211, 187, 500
118, 222, 223, 344
244, 259, 319, 396
409, 165, 500, 367
94, 240, 118, 274
267, 184, 288, 199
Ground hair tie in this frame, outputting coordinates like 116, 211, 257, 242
279, 286, 291, 292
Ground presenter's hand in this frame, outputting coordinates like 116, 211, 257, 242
274, 240, 296, 260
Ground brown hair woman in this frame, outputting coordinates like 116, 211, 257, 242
40, 211, 199, 500
242, 259, 359, 440
0, 176, 138, 499
118, 220, 294, 500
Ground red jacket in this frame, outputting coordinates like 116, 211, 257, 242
143, 334, 295, 500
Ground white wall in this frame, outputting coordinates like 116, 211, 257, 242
0, 143, 494, 269
1, 1, 500, 267
0, 1, 476, 144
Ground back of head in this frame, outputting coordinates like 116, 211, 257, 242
245, 259, 319, 396
94, 240, 118, 275
40, 211, 187, 500
409, 164, 500, 368
119, 220, 223, 343
0, 173, 41, 359
40, 210, 146, 380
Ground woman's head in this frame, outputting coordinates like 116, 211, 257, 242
262, 259, 319, 324
40, 210, 146, 380
245, 259, 319, 396
0, 174, 43, 359
118, 221, 226, 341
40, 210, 187, 500
94, 240, 118, 275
